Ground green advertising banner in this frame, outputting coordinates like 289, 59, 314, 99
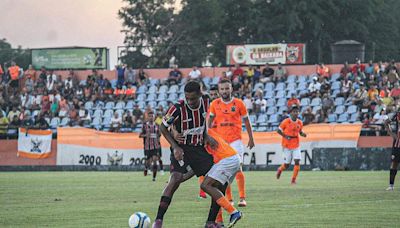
32, 47, 109, 70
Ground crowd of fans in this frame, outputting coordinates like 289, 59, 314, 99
0, 59, 399, 139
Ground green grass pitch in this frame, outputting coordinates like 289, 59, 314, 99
0, 171, 398, 227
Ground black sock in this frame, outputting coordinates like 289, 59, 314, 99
390, 169, 397, 185
153, 164, 158, 179
159, 159, 163, 170
156, 196, 171, 220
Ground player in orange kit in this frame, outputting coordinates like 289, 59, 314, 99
276, 105, 307, 184
208, 79, 255, 207
201, 129, 243, 228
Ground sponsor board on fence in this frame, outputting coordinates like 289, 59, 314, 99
57, 124, 361, 166
18, 128, 52, 159
226, 43, 306, 65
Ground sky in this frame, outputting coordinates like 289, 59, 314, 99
0, 0, 127, 69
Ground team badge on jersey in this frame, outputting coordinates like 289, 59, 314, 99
231, 106, 236, 112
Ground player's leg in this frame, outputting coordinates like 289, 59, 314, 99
157, 149, 164, 175
277, 148, 292, 179
152, 154, 158, 181
205, 182, 227, 227
144, 150, 149, 176
230, 140, 246, 206
198, 176, 207, 199
388, 149, 399, 190
225, 184, 233, 204
291, 148, 301, 184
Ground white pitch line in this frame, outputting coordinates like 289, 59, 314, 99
280, 199, 400, 208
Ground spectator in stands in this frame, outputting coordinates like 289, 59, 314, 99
132, 104, 143, 126
367, 84, 379, 103
262, 63, 274, 82
34, 113, 49, 129
253, 66, 262, 83
7, 106, 20, 121
167, 65, 182, 85
123, 110, 134, 129
225, 66, 233, 79
243, 93, 253, 114
24, 74, 35, 93
273, 63, 286, 82
352, 59, 365, 75
389, 83, 400, 99
246, 65, 255, 81
307, 76, 321, 98
22, 113, 34, 130
46, 74, 55, 91
369, 108, 388, 136
24, 64, 36, 81
20, 90, 32, 109
110, 112, 122, 132
385, 60, 398, 74
379, 75, 391, 89
79, 109, 91, 126
68, 107, 79, 126
302, 107, 315, 125
8, 115, 21, 130
0, 111, 9, 137
58, 97, 69, 118
254, 94, 267, 113
124, 65, 137, 85
316, 63, 330, 78
322, 93, 333, 113
374, 99, 387, 114
387, 68, 399, 85
380, 85, 391, 98
188, 66, 202, 81
50, 99, 59, 117
241, 77, 252, 97
351, 83, 368, 107
339, 76, 352, 98
365, 60, 375, 76
315, 109, 328, 123
287, 93, 300, 108
125, 84, 136, 100
340, 62, 351, 79
137, 68, 148, 86
232, 63, 244, 81
116, 65, 126, 87
8, 61, 21, 93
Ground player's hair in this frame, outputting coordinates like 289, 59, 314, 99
184, 80, 201, 94
289, 105, 299, 113
210, 85, 218, 91
219, 79, 232, 84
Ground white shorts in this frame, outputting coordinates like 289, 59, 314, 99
207, 155, 241, 185
230, 140, 245, 163
283, 148, 301, 164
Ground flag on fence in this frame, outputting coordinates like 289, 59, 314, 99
18, 128, 52, 159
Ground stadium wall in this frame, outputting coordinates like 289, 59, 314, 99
49, 64, 344, 80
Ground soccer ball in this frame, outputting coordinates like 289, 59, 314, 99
128, 212, 151, 228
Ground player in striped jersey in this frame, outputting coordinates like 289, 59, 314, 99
384, 112, 400, 190
139, 111, 161, 181
153, 81, 221, 228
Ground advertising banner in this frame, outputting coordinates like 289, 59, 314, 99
57, 124, 361, 167
18, 128, 52, 159
32, 47, 108, 70
226, 43, 306, 65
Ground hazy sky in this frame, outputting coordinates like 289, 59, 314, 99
0, 0, 126, 68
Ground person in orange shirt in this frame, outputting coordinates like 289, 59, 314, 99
8, 61, 21, 91
287, 93, 300, 108
208, 79, 255, 207
201, 129, 243, 228
276, 105, 307, 184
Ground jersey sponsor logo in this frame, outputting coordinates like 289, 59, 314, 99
182, 126, 205, 136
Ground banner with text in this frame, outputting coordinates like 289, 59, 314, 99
226, 43, 306, 65
18, 128, 52, 159
32, 47, 109, 70
57, 124, 361, 167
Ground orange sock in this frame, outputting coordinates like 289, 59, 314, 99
217, 196, 236, 214
225, 184, 233, 201
198, 176, 205, 195
216, 208, 223, 223
279, 164, 287, 171
292, 165, 300, 180
236, 171, 246, 199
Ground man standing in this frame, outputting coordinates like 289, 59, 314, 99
139, 111, 161, 181
384, 112, 400, 190
152, 81, 219, 228
276, 105, 307, 184
208, 79, 255, 207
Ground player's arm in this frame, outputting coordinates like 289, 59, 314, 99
300, 130, 307, 137
243, 116, 255, 149
160, 124, 183, 160
277, 128, 291, 140
139, 125, 146, 138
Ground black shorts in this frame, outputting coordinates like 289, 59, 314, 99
392, 148, 400, 163
145, 149, 161, 159
170, 145, 214, 177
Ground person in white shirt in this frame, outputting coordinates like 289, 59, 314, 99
308, 77, 321, 93
254, 94, 267, 113
370, 109, 389, 136
188, 66, 202, 80
243, 93, 253, 114
110, 112, 122, 132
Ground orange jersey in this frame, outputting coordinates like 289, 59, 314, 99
9, 66, 20, 80
205, 129, 237, 164
209, 98, 248, 143
279, 118, 303, 149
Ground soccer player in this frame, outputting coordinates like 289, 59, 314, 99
201, 129, 243, 228
139, 111, 161, 181
208, 79, 255, 207
152, 81, 220, 228
384, 112, 400, 190
276, 105, 307, 184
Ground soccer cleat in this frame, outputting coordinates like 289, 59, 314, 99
152, 178, 156, 182
238, 198, 247, 207
204, 221, 217, 228
291, 178, 297, 185
276, 168, 282, 179
199, 191, 207, 199
144, 169, 148, 176
386, 186, 394, 191
227, 211, 242, 228
216, 222, 225, 228
152, 219, 163, 228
